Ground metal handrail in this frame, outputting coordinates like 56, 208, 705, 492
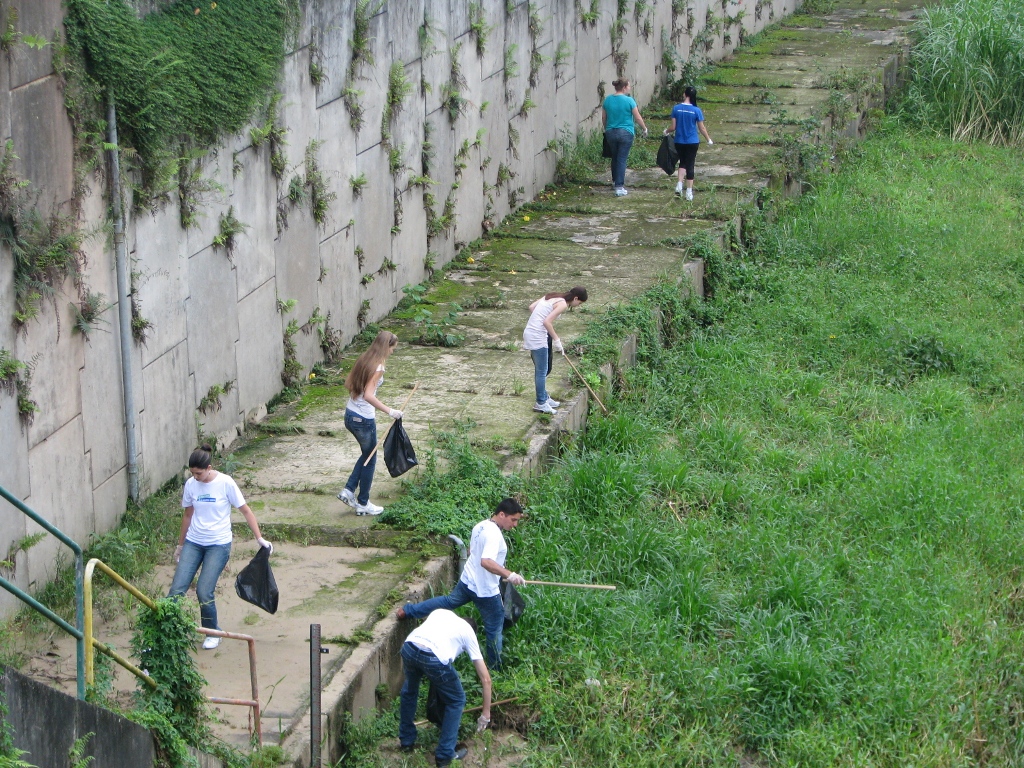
0, 484, 85, 699
84, 558, 262, 744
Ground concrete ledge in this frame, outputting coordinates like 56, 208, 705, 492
281, 551, 457, 767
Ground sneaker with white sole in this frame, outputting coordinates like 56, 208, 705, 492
202, 635, 221, 650
533, 402, 557, 415
337, 488, 356, 507
355, 501, 384, 516
614, 187, 628, 197
685, 188, 694, 201
545, 398, 561, 408
675, 182, 683, 195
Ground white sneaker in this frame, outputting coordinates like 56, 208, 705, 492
614, 188, 628, 197
533, 402, 557, 415
685, 188, 694, 201
355, 501, 384, 516
337, 488, 356, 507
545, 398, 561, 408
675, 182, 683, 195
202, 635, 221, 650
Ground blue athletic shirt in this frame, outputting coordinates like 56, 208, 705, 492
672, 103, 705, 144
603, 94, 638, 134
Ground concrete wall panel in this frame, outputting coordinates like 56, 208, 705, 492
315, 95, 358, 238
25, 415, 93, 587
186, 245, 241, 438
133, 212, 189, 368
317, 230, 360, 346
8, 0, 61, 89
91, 466, 127, 536
10, 75, 73, 212
231, 146, 278, 299
140, 342, 193, 495
278, 48, 318, 178
236, 279, 283, 416
80, 305, 127, 487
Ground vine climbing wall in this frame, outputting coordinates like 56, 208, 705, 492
0, 0, 797, 618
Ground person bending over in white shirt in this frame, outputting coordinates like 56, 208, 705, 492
398, 498, 525, 668
398, 609, 492, 767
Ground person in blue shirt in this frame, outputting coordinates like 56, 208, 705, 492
667, 86, 714, 201
602, 78, 648, 197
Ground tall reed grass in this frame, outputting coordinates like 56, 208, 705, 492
907, 0, 1024, 146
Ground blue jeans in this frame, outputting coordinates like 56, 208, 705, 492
605, 127, 634, 188
403, 580, 506, 668
344, 409, 377, 505
530, 347, 550, 406
168, 540, 232, 630
399, 642, 466, 762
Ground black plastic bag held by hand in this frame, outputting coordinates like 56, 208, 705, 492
501, 580, 526, 630
383, 418, 418, 478
234, 546, 279, 614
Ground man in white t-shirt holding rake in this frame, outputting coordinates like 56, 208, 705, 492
398, 498, 526, 669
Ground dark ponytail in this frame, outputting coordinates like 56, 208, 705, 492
188, 444, 213, 469
683, 85, 698, 105
543, 286, 589, 303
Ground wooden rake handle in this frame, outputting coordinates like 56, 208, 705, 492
560, 351, 609, 414
363, 382, 418, 466
524, 580, 616, 590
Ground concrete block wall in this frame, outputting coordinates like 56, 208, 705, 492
0, 0, 797, 621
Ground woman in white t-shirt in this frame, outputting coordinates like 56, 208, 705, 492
168, 444, 272, 649
336, 330, 403, 516
522, 287, 588, 415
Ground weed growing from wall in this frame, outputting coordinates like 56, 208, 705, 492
71, 290, 110, 339
342, 87, 366, 134
249, 93, 288, 180
349, 0, 381, 78
197, 380, 235, 415
212, 206, 247, 259
0, 349, 37, 428
469, 3, 491, 56
64, 0, 292, 197
304, 140, 336, 228
281, 319, 302, 390
442, 44, 468, 123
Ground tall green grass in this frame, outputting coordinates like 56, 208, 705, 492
906, 0, 1024, 146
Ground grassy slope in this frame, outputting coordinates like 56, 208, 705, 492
498, 127, 1024, 767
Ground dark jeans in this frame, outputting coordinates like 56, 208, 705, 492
399, 642, 465, 763
168, 540, 232, 630
344, 409, 377, 505
403, 580, 506, 668
676, 142, 699, 180
605, 127, 634, 188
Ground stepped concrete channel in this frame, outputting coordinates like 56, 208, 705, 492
16, 3, 921, 765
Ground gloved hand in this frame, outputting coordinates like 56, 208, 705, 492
389, 408, 403, 419
707, 139, 714, 145
476, 715, 491, 732
174, 545, 183, 563
552, 338, 564, 354
507, 572, 526, 586
642, 128, 649, 138
257, 537, 273, 554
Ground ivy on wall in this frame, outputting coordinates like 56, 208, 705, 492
64, 0, 294, 193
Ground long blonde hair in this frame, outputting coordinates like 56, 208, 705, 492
346, 331, 398, 397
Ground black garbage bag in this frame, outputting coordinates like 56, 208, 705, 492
383, 418, 418, 478
234, 546, 279, 614
501, 580, 526, 630
602, 133, 613, 159
426, 682, 444, 726
656, 135, 678, 175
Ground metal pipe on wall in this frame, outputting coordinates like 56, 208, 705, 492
106, 92, 139, 502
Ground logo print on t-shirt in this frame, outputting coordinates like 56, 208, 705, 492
196, 494, 216, 503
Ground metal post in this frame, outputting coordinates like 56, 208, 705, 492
75, 552, 85, 700
310, 624, 322, 767
106, 92, 140, 503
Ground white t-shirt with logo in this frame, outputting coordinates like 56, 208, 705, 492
181, 472, 245, 546
406, 609, 483, 665
460, 519, 507, 598
346, 364, 385, 419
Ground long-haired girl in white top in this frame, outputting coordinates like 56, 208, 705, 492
522, 287, 588, 414
337, 331, 402, 516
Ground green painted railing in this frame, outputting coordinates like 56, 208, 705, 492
0, 484, 85, 699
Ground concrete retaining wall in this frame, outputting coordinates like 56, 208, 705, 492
1, 665, 157, 768
0, 0, 799, 620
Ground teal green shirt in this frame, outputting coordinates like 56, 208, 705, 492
603, 94, 638, 134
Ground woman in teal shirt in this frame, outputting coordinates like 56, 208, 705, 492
602, 78, 648, 197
